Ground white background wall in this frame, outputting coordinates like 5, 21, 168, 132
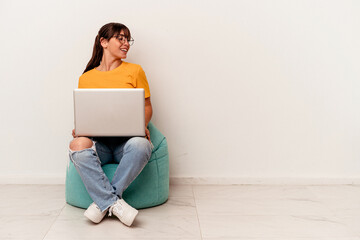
0, 0, 359, 184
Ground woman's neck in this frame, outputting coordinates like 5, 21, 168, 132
96, 57, 122, 72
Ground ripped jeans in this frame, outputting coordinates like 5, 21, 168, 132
69, 136, 153, 212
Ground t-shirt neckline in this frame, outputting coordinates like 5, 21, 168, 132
93, 61, 126, 73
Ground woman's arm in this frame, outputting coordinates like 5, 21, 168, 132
145, 97, 152, 127
144, 97, 153, 141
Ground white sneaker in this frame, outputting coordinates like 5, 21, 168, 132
108, 199, 138, 227
84, 202, 107, 223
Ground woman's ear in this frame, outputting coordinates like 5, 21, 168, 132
99, 37, 108, 49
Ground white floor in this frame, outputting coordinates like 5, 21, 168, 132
1, 184, 360, 239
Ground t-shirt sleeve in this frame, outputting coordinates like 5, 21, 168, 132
136, 66, 151, 98
78, 74, 85, 88
78, 76, 82, 88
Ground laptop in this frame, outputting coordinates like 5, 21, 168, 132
73, 88, 145, 137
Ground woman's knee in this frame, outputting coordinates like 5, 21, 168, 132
69, 137, 94, 151
124, 137, 152, 156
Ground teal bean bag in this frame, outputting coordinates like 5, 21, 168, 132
65, 122, 169, 209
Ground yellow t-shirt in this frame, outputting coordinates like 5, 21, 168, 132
78, 61, 151, 98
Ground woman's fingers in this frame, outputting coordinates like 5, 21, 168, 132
72, 129, 76, 138
145, 128, 151, 141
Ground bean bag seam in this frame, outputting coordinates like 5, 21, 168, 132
151, 136, 166, 153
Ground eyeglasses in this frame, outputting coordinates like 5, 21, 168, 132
114, 34, 134, 46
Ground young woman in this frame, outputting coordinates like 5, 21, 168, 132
69, 22, 153, 227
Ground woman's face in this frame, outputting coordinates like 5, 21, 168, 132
101, 30, 130, 59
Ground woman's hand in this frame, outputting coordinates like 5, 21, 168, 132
145, 128, 151, 142
72, 129, 77, 138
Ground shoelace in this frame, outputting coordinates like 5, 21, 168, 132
108, 201, 124, 217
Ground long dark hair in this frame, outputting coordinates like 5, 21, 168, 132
83, 22, 131, 74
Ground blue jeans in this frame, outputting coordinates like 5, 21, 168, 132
69, 136, 153, 212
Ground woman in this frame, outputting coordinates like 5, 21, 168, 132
69, 22, 153, 227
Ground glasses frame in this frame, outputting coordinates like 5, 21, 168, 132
114, 34, 134, 46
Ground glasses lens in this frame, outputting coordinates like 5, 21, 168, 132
114, 35, 134, 45
128, 38, 134, 46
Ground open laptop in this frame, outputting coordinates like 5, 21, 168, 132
73, 88, 145, 137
